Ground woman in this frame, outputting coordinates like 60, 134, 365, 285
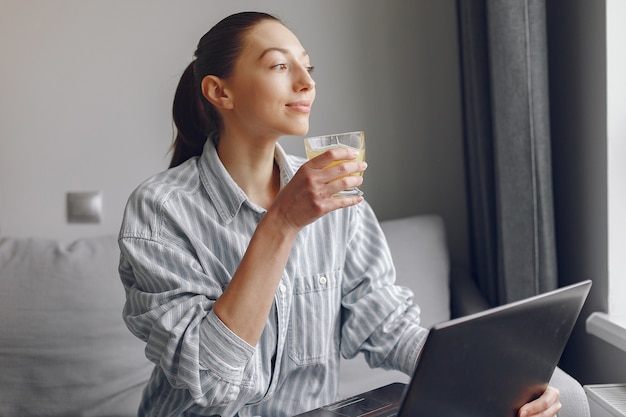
119, 11, 561, 417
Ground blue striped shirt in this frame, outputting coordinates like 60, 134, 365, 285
118, 140, 428, 417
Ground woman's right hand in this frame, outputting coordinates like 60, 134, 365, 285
269, 147, 368, 231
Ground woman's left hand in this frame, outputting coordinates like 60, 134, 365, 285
518, 386, 561, 417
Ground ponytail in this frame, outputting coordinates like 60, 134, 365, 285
169, 62, 215, 168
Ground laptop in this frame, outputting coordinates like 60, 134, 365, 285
294, 280, 591, 417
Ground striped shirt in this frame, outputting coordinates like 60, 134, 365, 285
118, 139, 428, 417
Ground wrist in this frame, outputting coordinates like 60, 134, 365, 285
261, 207, 301, 239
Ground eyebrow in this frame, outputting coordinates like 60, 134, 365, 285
258, 47, 309, 60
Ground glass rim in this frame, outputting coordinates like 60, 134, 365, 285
305, 130, 364, 140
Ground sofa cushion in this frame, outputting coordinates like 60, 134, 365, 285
0, 235, 152, 417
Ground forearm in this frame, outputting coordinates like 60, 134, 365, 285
212, 210, 298, 345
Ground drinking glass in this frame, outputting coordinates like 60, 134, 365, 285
304, 131, 365, 196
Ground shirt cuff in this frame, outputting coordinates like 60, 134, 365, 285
199, 310, 256, 382
395, 324, 430, 376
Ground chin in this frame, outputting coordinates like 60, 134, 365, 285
294, 128, 310, 137
279, 127, 309, 137
292, 122, 310, 136
282, 113, 311, 136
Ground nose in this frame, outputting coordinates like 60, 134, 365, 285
295, 64, 315, 91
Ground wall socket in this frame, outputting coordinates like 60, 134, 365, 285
66, 191, 102, 224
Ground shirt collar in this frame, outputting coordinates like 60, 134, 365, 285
198, 138, 300, 224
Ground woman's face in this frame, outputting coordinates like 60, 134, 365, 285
221, 20, 316, 139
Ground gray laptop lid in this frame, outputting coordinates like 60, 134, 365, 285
399, 279, 591, 417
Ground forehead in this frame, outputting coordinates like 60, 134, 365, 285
242, 20, 307, 58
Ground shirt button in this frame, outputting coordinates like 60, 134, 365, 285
319, 276, 327, 285
279, 284, 287, 293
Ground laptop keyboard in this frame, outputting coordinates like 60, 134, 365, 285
323, 397, 390, 415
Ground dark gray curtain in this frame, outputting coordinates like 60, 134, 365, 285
457, 0, 558, 306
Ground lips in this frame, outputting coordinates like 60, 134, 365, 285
286, 100, 312, 113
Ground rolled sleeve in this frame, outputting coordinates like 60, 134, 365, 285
199, 310, 256, 380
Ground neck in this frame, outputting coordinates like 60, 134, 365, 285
217, 132, 281, 209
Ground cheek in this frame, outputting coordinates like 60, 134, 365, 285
242, 83, 280, 112
234, 91, 267, 117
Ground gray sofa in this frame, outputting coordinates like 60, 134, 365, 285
0, 215, 589, 416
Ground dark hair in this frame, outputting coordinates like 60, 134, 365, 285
169, 11, 281, 168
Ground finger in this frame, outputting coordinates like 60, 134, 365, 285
303, 159, 367, 190
307, 147, 360, 169
327, 171, 364, 194
330, 194, 364, 207
527, 400, 561, 417
326, 160, 367, 181
519, 386, 561, 417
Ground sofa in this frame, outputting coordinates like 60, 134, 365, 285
0, 214, 589, 416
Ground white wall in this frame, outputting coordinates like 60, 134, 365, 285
0, 1, 468, 266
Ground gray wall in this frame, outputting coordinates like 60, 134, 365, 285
547, 0, 626, 384
0, 0, 469, 268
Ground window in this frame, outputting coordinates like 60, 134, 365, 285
586, 0, 626, 352
606, 0, 626, 317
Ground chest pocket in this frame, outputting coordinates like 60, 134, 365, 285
288, 270, 342, 365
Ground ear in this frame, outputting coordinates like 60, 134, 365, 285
201, 75, 234, 110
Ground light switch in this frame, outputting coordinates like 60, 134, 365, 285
66, 191, 102, 223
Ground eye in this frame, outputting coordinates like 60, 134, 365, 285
272, 63, 288, 71
305, 65, 315, 73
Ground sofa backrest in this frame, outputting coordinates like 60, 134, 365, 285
0, 215, 450, 414
380, 214, 450, 328
0, 235, 153, 417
